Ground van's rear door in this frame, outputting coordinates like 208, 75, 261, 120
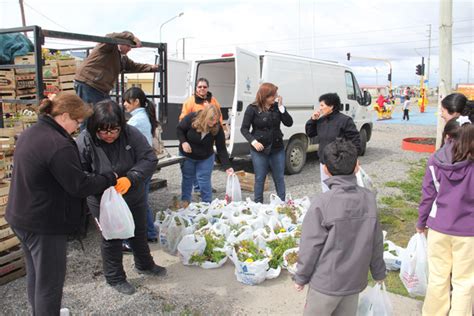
229, 47, 260, 155
157, 58, 192, 143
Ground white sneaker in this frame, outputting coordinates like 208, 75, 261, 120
60, 308, 70, 316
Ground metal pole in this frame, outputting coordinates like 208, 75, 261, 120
427, 24, 432, 86
159, 12, 184, 44
461, 59, 470, 83
374, 67, 378, 85
19, 0, 27, 35
312, 1, 315, 58
297, 0, 301, 55
436, 0, 453, 149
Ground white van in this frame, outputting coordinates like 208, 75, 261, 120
159, 48, 373, 174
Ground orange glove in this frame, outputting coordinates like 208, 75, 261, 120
114, 177, 131, 195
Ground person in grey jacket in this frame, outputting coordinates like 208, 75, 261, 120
76, 100, 165, 295
294, 139, 385, 316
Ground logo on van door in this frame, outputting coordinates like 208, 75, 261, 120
244, 77, 252, 95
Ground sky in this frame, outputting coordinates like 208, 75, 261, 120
1, 0, 473, 88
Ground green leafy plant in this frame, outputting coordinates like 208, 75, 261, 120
267, 236, 297, 269
189, 233, 226, 265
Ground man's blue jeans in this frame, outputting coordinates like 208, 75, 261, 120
144, 179, 157, 239
250, 148, 286, 203
74, 81, 110, 130
181, 154, 215, 203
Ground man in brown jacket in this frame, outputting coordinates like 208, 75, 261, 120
74, 31, 159, 107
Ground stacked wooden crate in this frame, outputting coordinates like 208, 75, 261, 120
0, 128, 25, 285
0, 54, 37, 100
43, 58, 77, 96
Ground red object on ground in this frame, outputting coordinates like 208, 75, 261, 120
402, 137, 435, 153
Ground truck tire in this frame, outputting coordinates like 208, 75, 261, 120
285, 138, 307, 175
359, 129, 367, 156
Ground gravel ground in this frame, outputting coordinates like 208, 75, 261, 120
1, 109, 436, 315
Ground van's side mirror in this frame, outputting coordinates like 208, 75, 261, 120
363, 90, 371, 106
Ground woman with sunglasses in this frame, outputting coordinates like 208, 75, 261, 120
6, 93, 117, 314
179, 78, 223, 122
177, 104, 234, 206
76, 100, 165, 295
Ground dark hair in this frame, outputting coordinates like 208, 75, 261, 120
441, 93, 474, 121
86, 100, 125, 137
405, 95, 410, 101
319, 93, 341, 112
323, 138, 358, 176
253, 82, 278, 112
39, 93, 92, 120
452, 122, 474, 163
123, 87, 158, 137
196, 78, 209, 88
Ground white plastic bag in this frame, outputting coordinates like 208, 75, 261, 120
99, 187, 135, 240
358, 283, 393, 316
230, 249, 269, 286
177, 234, 206, 265
225, 174, 242, 203
282, 247, 299, 274
399, 233, 428, 296
383, 240, 404, 271
356, 167, 375, 192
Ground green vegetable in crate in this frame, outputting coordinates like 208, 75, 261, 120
267, 236, 297, 269
189, 232, 226, 265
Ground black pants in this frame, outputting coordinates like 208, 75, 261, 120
403, 109, 409, 120
89, 199, 155, 285
12, 227, 67, 316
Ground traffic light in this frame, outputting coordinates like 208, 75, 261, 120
387, 73, 392, 81
421, 64, 425, 76
416, 64, 422, 76
347, 52, 351, 61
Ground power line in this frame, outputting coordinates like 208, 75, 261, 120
23, 1, 69, 31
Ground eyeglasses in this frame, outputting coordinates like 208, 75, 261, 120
197, 85, 208, 89
97, 127, 121, 135
74, 119, 83, 125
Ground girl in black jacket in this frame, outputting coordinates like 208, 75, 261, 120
177, 104, 234, 205
6, 93, 117, 315
240, 82, 293, 203
76, 100, 164, 295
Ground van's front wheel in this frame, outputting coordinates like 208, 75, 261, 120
285, 138, 307, 175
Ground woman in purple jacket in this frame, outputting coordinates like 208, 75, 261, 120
416, 116, 473, 316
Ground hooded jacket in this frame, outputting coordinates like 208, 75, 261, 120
179, 92, 222, 123
417, 141, 474, 236
74, 32, 154, 94
294, 175, 386, 296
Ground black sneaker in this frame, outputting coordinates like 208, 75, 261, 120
135, 264, 167, 277
110, 281, 136, 295
147, 238, 158, 243
122, 242, 133, 253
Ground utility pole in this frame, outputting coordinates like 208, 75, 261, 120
297, 0, 301, 55
436, 0, 453, 149
427, 24, 432, 86
19, 0, 27, 35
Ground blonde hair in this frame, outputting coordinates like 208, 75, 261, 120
192, 104, 221, 136
39, 92, 93, 120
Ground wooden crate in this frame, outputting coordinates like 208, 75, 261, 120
15, 74, 36, 90
0, 242, 26, 285
51, 59, 77, 75
0, 90, 16, 98
235, 170, 270, 192
0, 70, 16, 90
43, 64, 59, 79
14, 53, 35, 65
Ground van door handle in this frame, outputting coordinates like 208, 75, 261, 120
237, 101, 243, 112
345, 103, 350, 111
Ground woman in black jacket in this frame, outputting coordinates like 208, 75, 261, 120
177, 104, 234, 206
240, 82, 293, 203
305, 93, 361, 192
6, 93, 117, 315
76, 100, 164, 295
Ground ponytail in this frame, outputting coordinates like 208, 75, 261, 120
452, 123, 474, 163
39, 98, 54, 115
145, 99, 158, 137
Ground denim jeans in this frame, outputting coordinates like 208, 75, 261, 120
250, 148, 286, 203
181, 154, 215, 203
144, 179, 157, 239
74, 81, 110, 130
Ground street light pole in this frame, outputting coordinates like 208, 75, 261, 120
374, 67, 379, 86
176, 37, 194, 60
461, 59, 471, 83
159, 12, 184, 43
